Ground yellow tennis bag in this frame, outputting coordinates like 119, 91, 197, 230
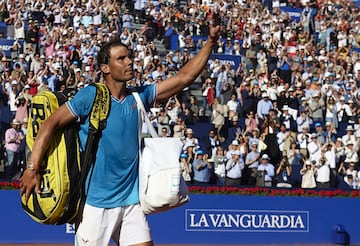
21, 83, 110, 225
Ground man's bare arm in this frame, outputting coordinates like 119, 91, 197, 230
156, 12, 220, 101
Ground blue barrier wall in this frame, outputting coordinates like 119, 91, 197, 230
1, 190, 358, 244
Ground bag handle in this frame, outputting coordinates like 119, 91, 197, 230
133, 92, 158, 138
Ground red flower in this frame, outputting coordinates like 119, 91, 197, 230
186, 186, 360, 198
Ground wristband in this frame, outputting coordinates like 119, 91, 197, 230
26, 162, 38, 171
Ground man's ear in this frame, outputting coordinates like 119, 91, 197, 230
100, 64, 110, 74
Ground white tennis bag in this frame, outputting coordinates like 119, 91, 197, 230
133, 92, 189, 215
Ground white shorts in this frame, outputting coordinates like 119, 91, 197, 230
75, 203, 152, 246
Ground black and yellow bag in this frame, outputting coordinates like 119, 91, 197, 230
21, 83, 110, 225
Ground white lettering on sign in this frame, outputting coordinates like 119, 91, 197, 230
186, 209, 308, 232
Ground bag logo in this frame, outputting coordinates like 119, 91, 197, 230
30, 103, 47, 138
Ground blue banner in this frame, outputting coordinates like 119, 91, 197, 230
0, 38, 23, 58
0, 190, 358, 244
280, 7, 302, 22
208, 53, 241, 70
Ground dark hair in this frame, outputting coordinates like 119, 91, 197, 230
97, 38, 128, 66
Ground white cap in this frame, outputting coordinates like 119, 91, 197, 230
346, 125, 354, 131
282, 105, 289, 111
11, 119, 21, 125
231, 140, 239, 145
261, 154, 270, 160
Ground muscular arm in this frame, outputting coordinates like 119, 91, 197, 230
156, 13, 220, 101
157, 39, 217, 101
27, 104, 77, 167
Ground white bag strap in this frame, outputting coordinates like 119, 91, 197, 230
132, 91, 158, 138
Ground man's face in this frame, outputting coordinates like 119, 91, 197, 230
103, 46, 133, 82
280, 125, 286, 132
12, 123, 19, 129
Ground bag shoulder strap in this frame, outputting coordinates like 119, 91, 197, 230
80, 83, 111, 191
132, 91, 158, 138
74, 83, 111, 227
89, 83, 111, 133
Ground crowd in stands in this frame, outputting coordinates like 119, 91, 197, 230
0, 0, 359, 190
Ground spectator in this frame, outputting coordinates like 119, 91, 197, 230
300, 160, 316, 189
324, 96, 338, 128
156, 108, 171, 136
183, 128, 199, 152
313, 123, 326, 146
257, 92, 273, 126
180, 153, 192, 185
287, 141, 303, 167
323, 121, 336, 143
14, 85, 32, 123
213, 146, 227, 186
244, 111, 259, 134
297, 125, 310, 159
122, 9, 134, 32
279, 105, 296, 131
277, 123, 290, 155
344, 174, 357, 190
296, 108, 312, 133
189, 96, 200, 123
211, 97, 225, 142
4, 119, 24, 180
226, 93, 240, 121
225, 150, 244, 187
257, 154, 275, 187
308, 93, 325, 124
308, 133, 322, 164
203, 129, 220, 160
343, 141, 359, 169
275, 156, 293, 188
322, 142, 337, 188
341, 126, 357, 146
315, 157, 331, 189
160, 127, 169, 138
173, 117, 186, 139
166, 96, 181, 125
226, 139, 240, 160
192, 150, 211, 185
244, 141, 260, 186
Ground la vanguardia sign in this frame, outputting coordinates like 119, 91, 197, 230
186, 209, 309, 232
